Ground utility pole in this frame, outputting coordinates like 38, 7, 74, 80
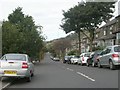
0, 21, 2, 57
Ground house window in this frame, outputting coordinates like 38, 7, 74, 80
96, 34, 98, 38
110, 26, 113, 30
110, 31, 112, 34
104, 30, 106, 35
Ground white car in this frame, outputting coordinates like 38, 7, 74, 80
53, 57, 60, 61
0, 53, 34, 82
70, 56, 80, 64
78, 52, 91, 65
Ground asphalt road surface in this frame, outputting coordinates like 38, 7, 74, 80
4, 53, 120, 88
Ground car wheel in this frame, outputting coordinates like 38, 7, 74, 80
31, 73, 34, 77
86, 62, 89, 67
81, 62, 83, 66
26, 76, 31, 82
109, 61, 115, 70
98, 61, 102, 68
69, 61, 71, 64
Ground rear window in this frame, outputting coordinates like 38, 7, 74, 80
114, 46, 120, 52
84, 54, 90, 57
5, 55, 26, 61
75, 56, 80, 58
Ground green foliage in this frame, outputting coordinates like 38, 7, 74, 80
61, 2, 115, 51
2, 7, 45, 59
92, 46, 105, 51
61, 2, 115, 33
68, 50, 77, 56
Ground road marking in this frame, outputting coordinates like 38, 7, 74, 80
2, 82, 11, 90
77, 72, 95, 82
67, 68, 74, 71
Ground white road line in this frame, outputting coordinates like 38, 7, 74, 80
2, 82, 11, 89
77, 72, 95, 82
67, 68, 74, 71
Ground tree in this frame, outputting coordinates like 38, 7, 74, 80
2, 7, 45, 60
52, 39, 71, 59
61, 2, 115, 53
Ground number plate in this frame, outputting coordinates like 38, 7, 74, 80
4, 70, 17, 75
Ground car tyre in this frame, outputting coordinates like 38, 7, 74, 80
86, 62, 89, 67
109, 61, 115, 70
31, 73, 34, 77
81, 63, 83, 66
26, 76, 31, 82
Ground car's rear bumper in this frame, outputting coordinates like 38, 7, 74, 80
73, 61, 78, 64
0, 69, 30, 78
112, 59, 120, 65
113, 62, 120, 65
81, 61, 87, 64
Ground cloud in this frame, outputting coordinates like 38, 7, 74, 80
1, 1, 72, 41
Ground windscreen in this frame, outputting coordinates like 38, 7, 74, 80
5, 54, 26, 61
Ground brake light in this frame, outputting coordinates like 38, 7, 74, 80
22, 62, 28, 68
112, 54, 119, 58
82, 57, 84, 61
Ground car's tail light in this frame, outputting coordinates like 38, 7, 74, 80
82, 57, 84, 61
112, 54, 119, 58
22, 62, 28, 68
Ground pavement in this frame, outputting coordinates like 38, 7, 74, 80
1, 53, 120, 89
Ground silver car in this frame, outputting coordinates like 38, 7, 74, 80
0, 54, 34, 82
97, 45, 120, 70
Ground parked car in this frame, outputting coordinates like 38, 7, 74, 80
50, 56, 54, 60
0, 53, 34, 82
63, 56, 71, 63
53, 57, 60, 61
70, 56, 80, 64
78, 52, 91, 66
97, 45, 120, 70
86, 51, 101, 67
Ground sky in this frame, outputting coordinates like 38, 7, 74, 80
0, 0, 119, 41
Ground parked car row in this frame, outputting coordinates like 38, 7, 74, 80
63, 45, 120, 70
63, 52, 91, 66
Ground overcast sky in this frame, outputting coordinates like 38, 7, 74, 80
0, 0, 119, 41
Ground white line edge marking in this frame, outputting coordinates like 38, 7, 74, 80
67, 68, 74, 71
77, 72, 95, 82
2, 82, 11, 89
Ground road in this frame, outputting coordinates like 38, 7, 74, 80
2, 53, 119, 89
